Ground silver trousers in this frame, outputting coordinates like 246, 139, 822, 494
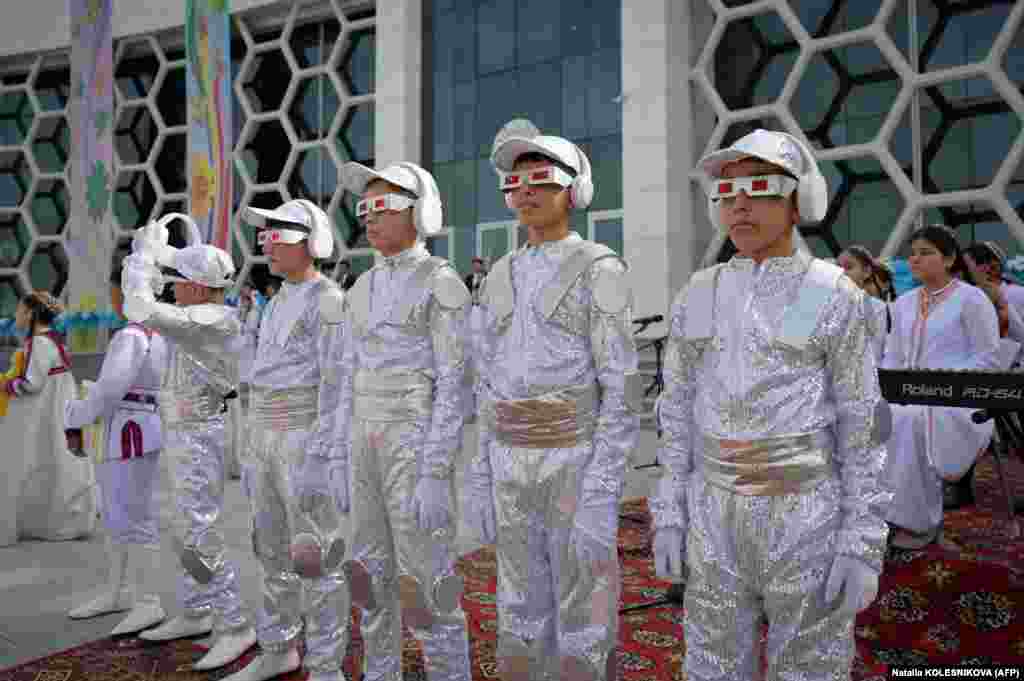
489, 439, 620, 680
248, 417, 350, 671
166, 418, 249, 633
685, 474, 856, 680
349, 372, 471, 681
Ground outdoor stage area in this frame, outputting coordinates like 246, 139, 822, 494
1, 425, 1023, 679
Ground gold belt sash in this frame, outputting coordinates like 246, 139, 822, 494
699, 430, 835, 496
249, 385, 318, 431
489, 383, 599, 449
353, 369, 433, 422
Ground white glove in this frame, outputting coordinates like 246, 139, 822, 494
121, 254, 164, 296
825, 555, 879, 618
571, 502, 618, 567
411, 477, 453, 533
464, 473, 496, 544
653, 526, 686, 581
131, 224, 164, 262
298, 456, 349, 515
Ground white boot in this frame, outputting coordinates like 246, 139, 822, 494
138, 613, 213, 641
68, 541, 134, 619
219, 647, 301, 681
193, 626, 257, 670
111, 544, 166, 635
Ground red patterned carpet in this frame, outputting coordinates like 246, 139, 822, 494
3, 450, 1024, 680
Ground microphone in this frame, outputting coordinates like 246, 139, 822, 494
633, 314, 664, 325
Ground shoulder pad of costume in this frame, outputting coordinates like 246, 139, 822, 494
590, 256, 631, 314
480, 253, 513, 294
187, 304, 232, 327
319, 282, 346, 324
432, 265, 471, 310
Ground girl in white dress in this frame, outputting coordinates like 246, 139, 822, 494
838, 244, 894, 364
0, 291, 96, 546
882, 226, 1001, 549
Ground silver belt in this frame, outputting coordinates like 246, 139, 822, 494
487, 383, 599, 449
699, 430, 835, 496
353, 369, 433, 422
249, 385, 318, 431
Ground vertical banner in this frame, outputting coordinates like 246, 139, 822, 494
186, 0, 232, 249
67, 0, 115, 354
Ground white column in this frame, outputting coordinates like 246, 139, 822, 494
622, 0, 716, 317
374, 0, 423, 166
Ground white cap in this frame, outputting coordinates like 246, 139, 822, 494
245, 200, 318, 232
168, 245, 235, 289
243, 199, 335, 259
340, 163, 420, 197
491, 135, 581, 174
698, 129, 806, 180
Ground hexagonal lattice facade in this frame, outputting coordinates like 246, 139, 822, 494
0, 3, 375, 319
695, 0, 1024, 265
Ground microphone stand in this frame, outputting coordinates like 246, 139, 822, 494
633, 320, 667, 470
971, 409, 1022, 538
619, 318, 686, 613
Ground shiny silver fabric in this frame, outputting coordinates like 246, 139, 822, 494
488, 384, 598, 449
489, 431, 621, 680
164, 410, 248, 632
349, 369, 470, 681
685, 474, 855, 680
338, 244, 471, 681
474, 234, 639, 679
655, 251, 890, 569
655, 251, 890, 680
140, 304, 249, 635
699, 430, 834, 496
247, 387, 349, 669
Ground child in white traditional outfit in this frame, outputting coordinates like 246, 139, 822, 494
0, 291, 96, 547
653, 129, 891, 679
883, 224, 1002, 549
64, 268, 169, 636
838, 245, 893, 364
121, 220, 257, 671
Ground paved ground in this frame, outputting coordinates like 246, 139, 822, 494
0, 423, 663, 669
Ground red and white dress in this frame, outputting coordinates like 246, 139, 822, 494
0, 331, 96, 546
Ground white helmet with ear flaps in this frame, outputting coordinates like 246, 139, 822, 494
490, 118, 595, 211
339, 161, 445, 237
243, 199, 337, 259
698, 128, 829, 231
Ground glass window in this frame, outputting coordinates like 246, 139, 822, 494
517, 60, 563, 136
561, 56, 589, 140
480, 224, 512, 263
592, 215, 623, 255
476, 0, 516, 75
429, 0, 623, 275
475, 70, 521, 158
426, 234, 449, 259
476, 158, 507, 223
587, 48, 621, 138
518, 0, 561, 66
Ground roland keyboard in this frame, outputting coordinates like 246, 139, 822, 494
878, 369, 1024, 411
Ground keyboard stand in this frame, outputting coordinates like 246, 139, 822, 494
972, 409, 1022, 539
